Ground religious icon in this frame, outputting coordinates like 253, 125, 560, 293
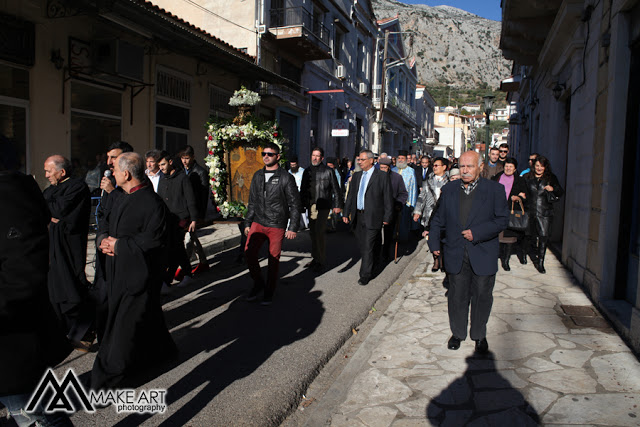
230, 146, 263, 206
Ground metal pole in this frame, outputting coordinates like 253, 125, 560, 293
485, 110, 491, 160
378, 30, 389, 154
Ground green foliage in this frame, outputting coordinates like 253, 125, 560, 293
422, 84, 506, 109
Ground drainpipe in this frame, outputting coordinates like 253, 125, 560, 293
257, 0, 265, 66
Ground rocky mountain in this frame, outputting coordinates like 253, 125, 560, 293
371, 0, 511, 89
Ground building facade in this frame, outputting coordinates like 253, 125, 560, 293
501, 0, 640, 352
371, 16, 418, 157
151, 0, 380, 164
0, 0, 294, 188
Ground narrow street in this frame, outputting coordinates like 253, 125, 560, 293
42, 227, 422, 426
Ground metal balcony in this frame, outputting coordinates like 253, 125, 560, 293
258, 82, 308, 113
268, 7, 331, 61
372, 85, 417, 125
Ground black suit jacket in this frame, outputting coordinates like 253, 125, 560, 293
344, 168, 393, 229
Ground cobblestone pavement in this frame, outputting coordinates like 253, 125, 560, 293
316, 245, 640, 426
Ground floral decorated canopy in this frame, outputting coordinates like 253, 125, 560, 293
205, 87, 286, 218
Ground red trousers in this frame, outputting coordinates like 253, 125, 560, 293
244, 222, 285, 295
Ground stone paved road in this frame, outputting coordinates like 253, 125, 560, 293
294, 245, 640, 426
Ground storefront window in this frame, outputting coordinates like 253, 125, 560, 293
70, 82, 121, 178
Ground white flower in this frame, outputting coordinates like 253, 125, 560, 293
214, 168, 220, 174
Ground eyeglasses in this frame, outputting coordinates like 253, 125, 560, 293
262, 152, 277, 157
433, 164, 443, 168
499, 150, 508, 153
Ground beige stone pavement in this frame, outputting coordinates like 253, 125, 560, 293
316, 245, 640, 426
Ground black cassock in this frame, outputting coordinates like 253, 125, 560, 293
0, 171, 71, 396
43, 177, 92, 340
92, 184, 177, 390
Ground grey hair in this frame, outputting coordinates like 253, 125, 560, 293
460, 151, 483, 167
380, 152, 388, 158
118, 152, 146, 181
359, 149, 374, 159
47, 155, 72, 174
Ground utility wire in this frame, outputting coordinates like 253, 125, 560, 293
178, 0, 257, 33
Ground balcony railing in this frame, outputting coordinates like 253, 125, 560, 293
258, 82, 308, 112
372, 85, 417, 123
269, 7, 330, 48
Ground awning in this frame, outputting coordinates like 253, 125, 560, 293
500, 75, 521, 92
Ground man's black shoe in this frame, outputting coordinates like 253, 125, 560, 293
358, 278, 369, 286
447, 336, 461, 350
245, 285, 263, 302
312, 263, 325, 273
305, 260, 317, 268
475, 338, 489, 354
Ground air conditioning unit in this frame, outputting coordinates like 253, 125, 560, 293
358, 82, 368, 95
336, 64, 346, 80
93, 39, 144, 82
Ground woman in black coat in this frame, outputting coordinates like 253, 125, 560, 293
492, 157, 528, 271
524, 155, 564, 273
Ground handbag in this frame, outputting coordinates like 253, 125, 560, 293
546, 191, 559, 203
508, 199, 529, 231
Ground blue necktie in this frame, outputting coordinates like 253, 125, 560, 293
357, 171, 367, 210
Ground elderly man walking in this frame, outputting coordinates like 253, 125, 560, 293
392, 150, 417, 242
93, 152, 176, 390
428, 151, 508, 354
43, 155, 94, 351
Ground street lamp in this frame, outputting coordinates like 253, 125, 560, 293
483, 94, 495, 160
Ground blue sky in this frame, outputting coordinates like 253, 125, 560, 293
400, 0, 502, 21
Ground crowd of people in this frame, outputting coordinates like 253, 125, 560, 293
0, 137, 564, 425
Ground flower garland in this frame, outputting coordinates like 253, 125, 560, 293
204, 118, 286, 218
228, 86, 261, 107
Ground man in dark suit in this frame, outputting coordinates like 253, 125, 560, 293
428, 151, 508, 354
343, 149, 393, 285
416, 155, 432, 191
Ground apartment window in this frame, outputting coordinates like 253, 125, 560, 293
281, 59, 302, 84
357, 40, 366, 79
209, 85, 234, 118
156, 67, 191, 154
0, 63, 29, 173
156, 68, 191, 104
333, 27, 344, 62
70, 81, 121, 175
311, 97, 321, 151
313, 7, 324, 35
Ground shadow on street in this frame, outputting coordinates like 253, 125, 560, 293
426, 353, 540, 425
112, 250, 324, 426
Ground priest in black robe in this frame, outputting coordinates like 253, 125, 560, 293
94, 141, 133, 342
92, 152, 177, 390
43, 155, 93, 349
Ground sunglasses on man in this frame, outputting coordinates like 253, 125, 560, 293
499, 150, 508, 153
262, 152, 277, 157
